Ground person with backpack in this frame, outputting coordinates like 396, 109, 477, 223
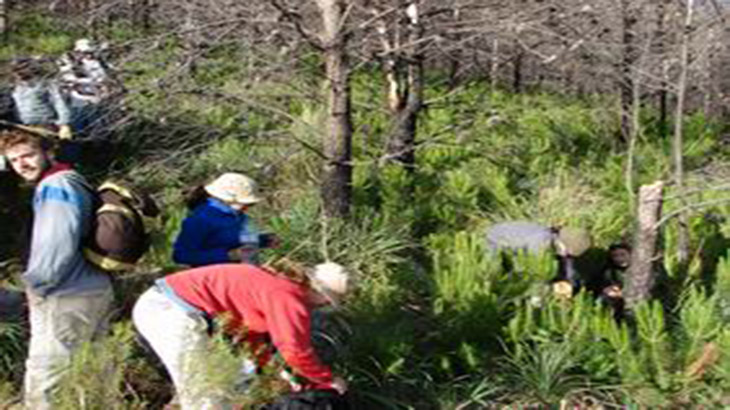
10, 57, 73, 140
57, 39, 117, 137
0, 129, 113, 409
485, 221, 592, 297
132, 259, 349, 409
173, 172, 278, 267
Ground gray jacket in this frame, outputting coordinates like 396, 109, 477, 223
24, 170, 111, 297
485, 221, 555, 254
12, 80, 72, 126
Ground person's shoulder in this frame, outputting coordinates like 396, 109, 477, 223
42, 170, 91, 193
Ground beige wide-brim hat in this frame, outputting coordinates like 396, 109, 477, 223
204, 172, 262, 205
309, 262, 349, 307
556, 227, 592, 257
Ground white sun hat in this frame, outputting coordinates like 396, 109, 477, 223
309, 262, 349, 307
74, 38, 97, 53
204, 173, 262, 205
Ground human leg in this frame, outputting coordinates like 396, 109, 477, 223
133, 287, 226, 410
23, 287, 113, 409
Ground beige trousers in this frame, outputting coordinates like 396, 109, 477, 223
23, 287, 114, 410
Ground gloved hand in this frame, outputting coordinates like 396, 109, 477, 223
58, 125, 73, 140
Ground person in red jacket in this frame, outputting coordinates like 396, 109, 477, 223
132, 260, 349, 410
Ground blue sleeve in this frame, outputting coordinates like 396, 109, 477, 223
172, 213, 231, 266
24, 184, 86, 296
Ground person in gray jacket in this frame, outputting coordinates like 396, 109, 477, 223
10, 58, 73, 140
485, 221, 592, 295
0, 128, 112, 409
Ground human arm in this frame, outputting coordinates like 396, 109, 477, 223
264, 291, 335, 387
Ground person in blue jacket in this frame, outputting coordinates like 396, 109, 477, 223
173, 172, 278, 267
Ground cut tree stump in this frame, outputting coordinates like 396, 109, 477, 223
625, 180, 665, 311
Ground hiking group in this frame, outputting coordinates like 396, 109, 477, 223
0, 39, 632, 410
0, 125, 350, 409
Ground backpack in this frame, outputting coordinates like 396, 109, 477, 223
258, 390, 350, 410
82, 181, 159, 272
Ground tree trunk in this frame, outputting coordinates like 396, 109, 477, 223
625, 67, 641, 211
490, 39, 499, 92
512, 47, 523, 93
0, 0, 6, 36
655, 0, 669, 139
619, 0, 637, 145
317, 0, 352, 219
447, 6, 461, 90
385, 3, 423, 174
130, 0, 151, 30
625, 181, 665, 310
674, 0, 694, 264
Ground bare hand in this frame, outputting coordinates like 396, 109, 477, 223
58, 125, 73, 140
330, 376, 348, 395
227, 247, 243, 262
603, 285, 622, 299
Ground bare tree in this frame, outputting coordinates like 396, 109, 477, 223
673, 0, 695, 264
315, 0, 353, 218
370, 2, 424, 173
0, 0, 7, 36
625, 180, 665, 310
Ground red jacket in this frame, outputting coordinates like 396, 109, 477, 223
164, 263, 334, 386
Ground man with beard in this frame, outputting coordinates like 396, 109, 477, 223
0, 129, 112, 409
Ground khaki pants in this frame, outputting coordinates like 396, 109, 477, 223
24, 287, 114, 410
133, 287, 230, 410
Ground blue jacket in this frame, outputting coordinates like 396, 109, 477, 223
172, 198, 264, 267
25, 170, 111, 297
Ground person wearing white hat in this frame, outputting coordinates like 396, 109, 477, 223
58, 38, 114, 137
173, 172, 278, 267
132, 260, 349, 409
10, 57, 74, 140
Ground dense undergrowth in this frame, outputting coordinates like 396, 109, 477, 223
1, 9, 730, 409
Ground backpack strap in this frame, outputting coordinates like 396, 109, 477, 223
83, 248, 136, 271
98, 203, 136, 220
98, 181, 136, 202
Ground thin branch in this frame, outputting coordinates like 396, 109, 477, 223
654, 197, 730, 229
269, 0, 325, 51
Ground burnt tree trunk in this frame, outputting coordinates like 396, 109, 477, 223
618, 0, 637, 145
512, 47, 523, 94
0, 0, 7, 36
625, 181, 665, 310
384, 3, 424, 174
318, 0, 352, 219
130, 0, 151, 30
655, 0, 670, 139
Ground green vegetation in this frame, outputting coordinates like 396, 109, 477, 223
2, 9, 730, 409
